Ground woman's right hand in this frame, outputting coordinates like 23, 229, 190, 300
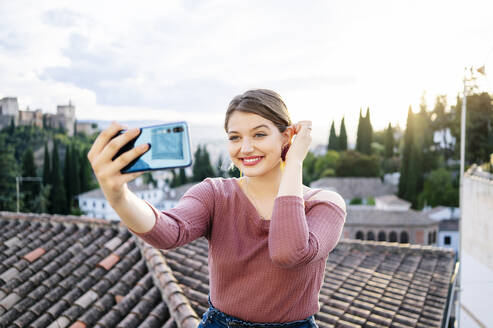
87, 121, 150, 206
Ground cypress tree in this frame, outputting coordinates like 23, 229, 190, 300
21, 147, 40, 213
42, 142, 51, 185
328, 121, 339, 151
49, 141, 68, 214
384, 123, 394, 158
9, 117, 15, 134
79, 146, 94, 193
179, 168, 187, 184
192, 145, 203, 182
0, 136, 19, 211
201, 145, 215, 178
363, 107, 373, 155
71, 144, 81, 198
398, 106, 414, 201
356, 109, 364, 153
64, 146, 73, 210
339, 117, 348, 151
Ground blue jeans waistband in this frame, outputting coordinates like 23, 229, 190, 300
201, 294, 316, 328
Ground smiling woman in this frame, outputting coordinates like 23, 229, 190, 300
88, 88, 346, 327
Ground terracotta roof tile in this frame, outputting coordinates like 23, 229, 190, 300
0, 211, 457, 328
0, 212, 178, 327
69, 320, 87, 328
98, 253, 120, 270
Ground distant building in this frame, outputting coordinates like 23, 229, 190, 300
75, 121, 99, 136
438, 219, 459, 254
311, 177, 397, 204
343, 205, 439, 245
425, 206, 460, 221
0, 97, 19, 128
18, 107, 43, 128
459, 164, 493, 327
375, 194, 411, 211
77, 180, 196, 220
0, 97, 77, 136
44, 101, 76, 136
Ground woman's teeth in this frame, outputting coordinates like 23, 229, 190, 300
242, 156, 263, 164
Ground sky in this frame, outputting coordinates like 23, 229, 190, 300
1, 0, 493, 145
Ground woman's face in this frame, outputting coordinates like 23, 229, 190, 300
227, 111, 290, 177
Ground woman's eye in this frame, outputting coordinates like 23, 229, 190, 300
228, 133, 265, 141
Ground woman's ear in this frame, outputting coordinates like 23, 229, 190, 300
282, 125, 295, 146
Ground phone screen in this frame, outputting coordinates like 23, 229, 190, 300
113, 121, 192, 173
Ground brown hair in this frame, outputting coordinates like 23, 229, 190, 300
224, 89, 292, 133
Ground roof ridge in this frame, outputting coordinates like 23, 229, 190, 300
0, 211, 120, 228
134, 237, 200, 328
338, 239, 456, 255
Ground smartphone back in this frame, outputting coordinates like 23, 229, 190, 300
116, 121, 193, 173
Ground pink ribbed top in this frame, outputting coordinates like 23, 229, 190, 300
127, 177, 346, 323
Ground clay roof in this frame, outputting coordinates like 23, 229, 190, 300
0, 211, 457, 328
346, 207, 438, 227
375, 195, 411, 208
310, 177, 397, 200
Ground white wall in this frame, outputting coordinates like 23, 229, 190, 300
438, 231, 459, 254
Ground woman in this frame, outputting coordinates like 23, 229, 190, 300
87, 89, 346, 327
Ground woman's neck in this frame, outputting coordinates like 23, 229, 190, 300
243, 166, 283, 198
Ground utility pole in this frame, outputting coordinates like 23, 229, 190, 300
16, 176, 42, 213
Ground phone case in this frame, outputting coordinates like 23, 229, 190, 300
112, 121, 193, 173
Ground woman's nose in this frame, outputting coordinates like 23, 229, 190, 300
240, 138, 254, 153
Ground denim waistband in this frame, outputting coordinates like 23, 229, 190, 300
202, 294, 316, 328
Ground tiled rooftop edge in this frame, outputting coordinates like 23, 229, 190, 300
0, 211, 120, 228
338, 238, 456, 256
466, 164, 493, 184
134, 237, 200, 328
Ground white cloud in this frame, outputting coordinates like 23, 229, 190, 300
1, 0, 493, 144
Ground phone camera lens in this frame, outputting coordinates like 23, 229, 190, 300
173, 126, 184, 133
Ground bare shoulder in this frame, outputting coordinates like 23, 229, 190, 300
308, 189, 346, 213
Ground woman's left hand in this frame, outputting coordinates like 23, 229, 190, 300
284, 120, 312, 164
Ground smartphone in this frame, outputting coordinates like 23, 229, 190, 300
112, 121, 193, 173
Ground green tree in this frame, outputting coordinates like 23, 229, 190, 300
21, 147, 41, 213
399, 107, 413, 201
179, 168, 188, 185
192, 145, 215, 181
356, 109, 364, 153
356, 108, 373, 155
192, 145, 203, 181
70, 144, 81, 198
314, 150, 339, 178
450, 92, 493, 165
42, 142, 51, 185
0, 136, 20, 211
398, 106, 424, 208
64, 146, 74, 210
302, 151, 317, 185
143, 172, 158, 187
339, 117, 348, 151
49, 141, 68, 214
79, 146, 95, 193
384, 123, 394, 158
335, 150, 380, 177
417, 168, 459, 208
201, 145, 215, 178
364, 107, 373, 155
328, 121, 339, 151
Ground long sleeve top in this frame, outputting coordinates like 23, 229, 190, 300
127, 177, 346, 323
